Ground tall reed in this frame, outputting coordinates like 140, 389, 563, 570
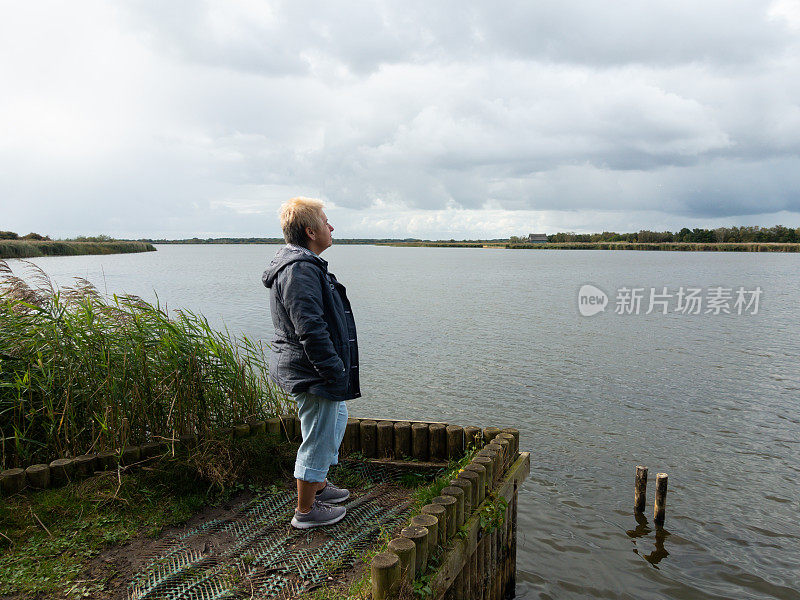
0, 260, 290, 469
0, 240, 156, 259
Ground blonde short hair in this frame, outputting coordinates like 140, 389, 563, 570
279, 197, 325, 247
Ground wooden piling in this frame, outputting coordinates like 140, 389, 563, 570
446, 425, 464, 460
371, 551, 400, 600
377, 421, 394, 458
463, 547, 472, 599
483, 427, 501, 444
501, 427, 519, 457
440, 486, 464, 530
496, 433, 515, 465
458, 471, 479, 513
429, 423, 447, 460
483, 443, 504, 481
490, 527, 498, 600
97, 450, 117, 470
360, 419, 377, 458
249, 420, 266, 435
393, 421, 411, 458
635, 465, 648, 513
24, 464, 50, 489
74, 454, 97, 477
388, 537, 416, 584
433, 495, 457, 540
453, 571, 465, 600
411, 514, 439, 556
476, 536, 485, 600
49, 457, 75, 485
471, 542, 479, 600
464, 426, 482, 451
494, 438, 511, 472
265, 417, 281, 437
509, 483, 518, 595
450, 478, 472, 517
234, 423, 250, 438
483, 526, 491, 598
473, 456, 493, 493
654, 473, 668, 525
401, 525, 429, 574
0, 468, 25, 495
464, 463, 486, 505
421, 504, 447, 548
411, 423, 429, 460
344, 418, 360, 456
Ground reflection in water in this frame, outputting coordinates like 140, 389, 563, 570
627, 511, 671, 568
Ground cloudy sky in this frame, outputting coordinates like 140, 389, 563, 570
2, 1, 799, 239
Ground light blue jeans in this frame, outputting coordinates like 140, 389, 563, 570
292, 392, 348, 483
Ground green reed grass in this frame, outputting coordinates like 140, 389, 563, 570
0, 260, 291, 469
0, 240, 155, 259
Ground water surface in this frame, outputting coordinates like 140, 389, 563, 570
12, 245, 800, 599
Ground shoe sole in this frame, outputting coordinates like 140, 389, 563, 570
290, 508, 346, 529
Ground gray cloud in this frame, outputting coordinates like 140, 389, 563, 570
1, 0, 799, 238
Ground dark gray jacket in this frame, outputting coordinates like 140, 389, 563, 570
262, 245, 361, 401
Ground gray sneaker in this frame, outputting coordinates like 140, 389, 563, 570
291, 499, 346, 529
315, 481, 350, 504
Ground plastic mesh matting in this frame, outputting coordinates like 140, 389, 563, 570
127, 459, 442, 600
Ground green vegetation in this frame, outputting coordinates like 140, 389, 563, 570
0, 433, 297, 598
0, 240, 155, 259
0, 260, 290, 469
507, 241, 800, 251
511, 224, 800, 244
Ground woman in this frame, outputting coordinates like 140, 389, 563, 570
262, 197, 360, 528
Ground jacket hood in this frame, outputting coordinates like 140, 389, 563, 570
262, 244, 328, 288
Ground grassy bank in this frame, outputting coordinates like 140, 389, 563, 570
507, 241, 800, 251
0, 240, 156, 260
380, 241, 800, 251
0, 433, 297, 598
0, 260, 290, 470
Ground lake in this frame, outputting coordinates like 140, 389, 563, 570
10, 244, 800, 599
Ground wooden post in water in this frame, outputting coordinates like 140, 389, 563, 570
509, 481, 518, 595
371, 552, 400, 600
635, 465, 648, 513
394, 421, 411, 458
654, 473, 668, 525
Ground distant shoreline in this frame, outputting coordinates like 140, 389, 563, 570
379, 241, 800, 251
0, 241, 156, 260
146, 239, 800, 251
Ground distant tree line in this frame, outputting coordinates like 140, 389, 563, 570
0, 231, 51, 241
0, 231, 120, 242
532, 225, 800, 244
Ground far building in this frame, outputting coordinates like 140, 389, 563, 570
527, 233, 548, 243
